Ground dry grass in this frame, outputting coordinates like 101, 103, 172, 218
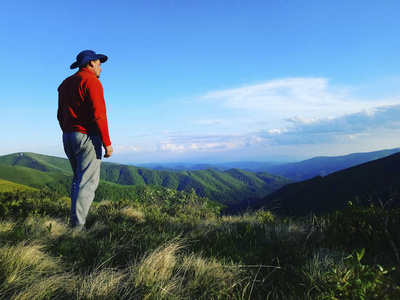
126, 238, 243, 299
264, 218, 309, 244
43, 218, 69, 238
77, 268, 128, 299
0, 220, 15, 233
129, 238, 185, 299
0, 242, 62, 291
87, 220, 109, 234
220, 210, 274, 226
23, 216, 69, 241
121, 206, 145, 223
220, 214, 248, 224
133, 238, 184, 286
9, 274, 73, 300
181, 253, 241, 295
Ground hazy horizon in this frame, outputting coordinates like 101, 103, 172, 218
3, 146, 400, 167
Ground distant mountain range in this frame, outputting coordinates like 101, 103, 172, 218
1, 148, 400, 213
136, 148, 400, 181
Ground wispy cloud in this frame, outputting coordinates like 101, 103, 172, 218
201, 77, 399, 120
202, 78, 354, 116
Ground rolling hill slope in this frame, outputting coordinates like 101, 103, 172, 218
251, 152, 400, 216
0, 179, 38, 192
0, 165, 71, 186
0, 152, 72, 174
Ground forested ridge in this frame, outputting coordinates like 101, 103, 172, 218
0, 152, 289, 206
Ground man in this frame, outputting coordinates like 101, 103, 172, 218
57, 50, 113, 229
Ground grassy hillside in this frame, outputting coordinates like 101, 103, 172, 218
0, 165, 70, 186
0, 152, 72, 174
0, 189, 398, 299
254, 152, 400, 216
0, 179, 37, 192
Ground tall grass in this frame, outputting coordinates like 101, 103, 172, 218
0, 241, 66, 299
77, 267, 128, 299
0, 189, 399, 299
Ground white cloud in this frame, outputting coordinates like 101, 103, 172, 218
156, 133, 254, 153
268, 129, 288, 134
189, 143, 236, 151
114, 145, 144, 153
286, 116, 320, 125
160, 143, 185, 152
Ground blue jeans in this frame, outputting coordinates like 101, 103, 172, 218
63, 132, 102, 228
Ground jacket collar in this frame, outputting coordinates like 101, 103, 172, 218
77, 67, 96, 78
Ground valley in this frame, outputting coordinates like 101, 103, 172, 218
1, 148, 400, 215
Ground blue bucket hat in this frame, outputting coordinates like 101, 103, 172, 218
70, 50, 108, 69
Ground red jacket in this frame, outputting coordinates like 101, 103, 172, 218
57, 68, 111, 147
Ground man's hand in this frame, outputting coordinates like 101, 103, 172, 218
104, 145, 113, 158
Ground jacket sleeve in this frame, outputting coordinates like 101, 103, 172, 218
86, 79, 112, 147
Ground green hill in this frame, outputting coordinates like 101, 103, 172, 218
0, 152, 72, 174
0, 179, 38, 192
0, 165, 70, 186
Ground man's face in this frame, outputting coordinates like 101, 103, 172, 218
92, 59, 102, 78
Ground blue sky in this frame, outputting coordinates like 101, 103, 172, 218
1, 0, 400, 164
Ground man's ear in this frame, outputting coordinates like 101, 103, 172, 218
89, 60, 94, 67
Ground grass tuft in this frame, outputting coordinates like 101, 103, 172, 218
121, 206, 145, 223
133, 238, 184, 286
0, 220, 14, 233
9, 274, 73, 300
181, 253, 242, 297
77, 267, 128, 299
0, 241, 63, 298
